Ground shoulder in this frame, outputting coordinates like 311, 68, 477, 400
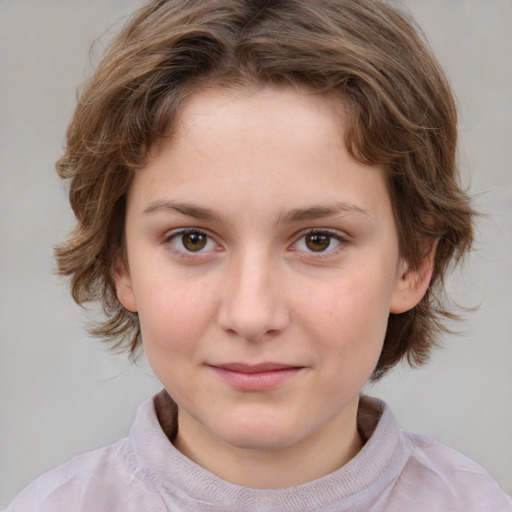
358, 397, 511, 511
5, 393, 174, 512
396, 431, 512, 511
4, 438, 159, 512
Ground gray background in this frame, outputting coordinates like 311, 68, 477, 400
1, 0, 511, 506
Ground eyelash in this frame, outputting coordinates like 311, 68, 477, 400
163, 228, 220, 256
290, 229, 348, 257
162, 228, 349, 258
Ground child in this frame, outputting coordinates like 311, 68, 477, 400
6, 0, 511, 510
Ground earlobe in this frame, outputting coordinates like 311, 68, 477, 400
390, 241, 436, 314
113, 260, 138, 313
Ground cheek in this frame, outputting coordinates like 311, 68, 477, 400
136, 278, 217, 398
134, 273, 218, 355
299, 269, 393, 369
308, 272, 392, 334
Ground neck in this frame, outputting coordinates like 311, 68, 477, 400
173, 398, 363, 489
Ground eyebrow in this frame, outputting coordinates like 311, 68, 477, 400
142, 199, 369, 223
143, 200, 222, 221
282, 202, 370, 223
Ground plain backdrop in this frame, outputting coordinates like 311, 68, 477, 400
0, 0, 511, 506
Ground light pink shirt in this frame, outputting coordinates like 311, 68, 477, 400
6, 393, 512, 511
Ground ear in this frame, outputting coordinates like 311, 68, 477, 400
390, 241, 436, 314
113, 258, 138, 313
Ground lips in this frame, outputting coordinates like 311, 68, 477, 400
208, 362, 304, 391
215, 362, 299, 373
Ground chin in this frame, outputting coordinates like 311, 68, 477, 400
215, 419, 307, 451
224, 434, 297, 451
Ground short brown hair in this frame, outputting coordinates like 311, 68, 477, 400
55, 0, 474, 379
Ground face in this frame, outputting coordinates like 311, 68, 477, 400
116, 86, 427, 458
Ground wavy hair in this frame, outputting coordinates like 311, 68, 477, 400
55, 0, 474, 379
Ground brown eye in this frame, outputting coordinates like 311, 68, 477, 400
182, 232, 208, 252
304, 233, 332, 252
168, 229, 218, 255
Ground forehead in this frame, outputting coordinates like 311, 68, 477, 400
130, 85, 392, 225
175, 85, 343, 141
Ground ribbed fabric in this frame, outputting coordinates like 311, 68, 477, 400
6, 393, 512, 512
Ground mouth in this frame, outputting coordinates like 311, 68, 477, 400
207, 362, 304, 391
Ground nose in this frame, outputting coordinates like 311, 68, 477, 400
217, 249, 290, 341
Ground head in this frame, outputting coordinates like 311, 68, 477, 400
56, 0, 474, 381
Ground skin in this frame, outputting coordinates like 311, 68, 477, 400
115, 85, 433, 488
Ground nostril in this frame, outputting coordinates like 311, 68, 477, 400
216, 266, 290, 340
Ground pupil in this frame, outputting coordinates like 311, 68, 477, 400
306, 233, 330, 252
183, 233, 207, 251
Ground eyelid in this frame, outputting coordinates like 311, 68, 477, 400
161, 226, 349, 258
163, 227, 222, 255
290, 228, 350, 256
